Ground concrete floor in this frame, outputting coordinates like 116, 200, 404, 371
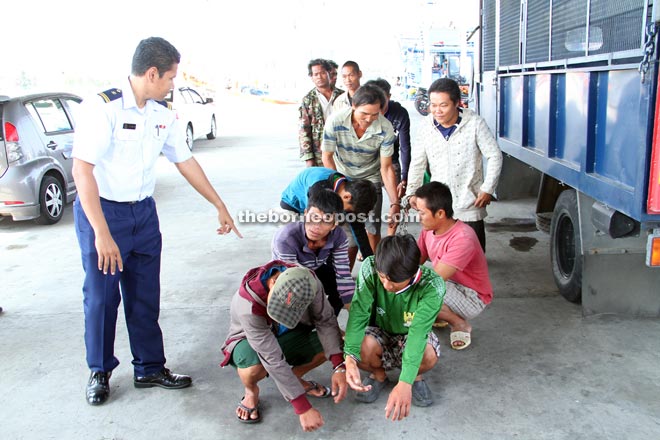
1, 95, 659, 440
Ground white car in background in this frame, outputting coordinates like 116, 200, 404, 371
165, 86, 216, 150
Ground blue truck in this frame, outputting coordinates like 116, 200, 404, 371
477, 0, 660, 316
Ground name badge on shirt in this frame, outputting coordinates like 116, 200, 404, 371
122, 123, 137, 130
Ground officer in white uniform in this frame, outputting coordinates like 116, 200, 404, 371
72, 37, 241, 406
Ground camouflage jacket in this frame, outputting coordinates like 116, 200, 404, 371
298, 87, 344, 165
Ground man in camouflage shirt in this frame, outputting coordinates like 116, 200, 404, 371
299, 59, 344, 167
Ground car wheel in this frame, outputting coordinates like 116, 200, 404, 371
550, 189, 582, 303
186, 124, 194, 151
35, 175, 64, 225
207, 115, 217, 140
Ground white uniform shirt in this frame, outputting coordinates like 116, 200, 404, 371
72, 77, 192, 202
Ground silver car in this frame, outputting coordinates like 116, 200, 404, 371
0, 92, 81, 224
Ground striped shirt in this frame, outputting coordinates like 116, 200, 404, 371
271, 222, 355, 304
321, 107, 396, 184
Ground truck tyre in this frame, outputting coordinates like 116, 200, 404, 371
550, 190, 582, 303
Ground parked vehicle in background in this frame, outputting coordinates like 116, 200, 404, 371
165, 86, 216, 150
477, 0, 660, 316
414, 84, 470, 116
0, 92, 81, 224
414, 87, 429, 116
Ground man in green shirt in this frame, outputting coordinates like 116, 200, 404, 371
343, 234, 445, 421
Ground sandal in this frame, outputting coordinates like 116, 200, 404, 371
236, 397, 262, 424
411, 379, 433, 407
450, 330, 472, 350
303, 380, 332, 398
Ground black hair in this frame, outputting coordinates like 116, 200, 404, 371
327, 59, 339, 70
414, 181, 454, 218
374, 235, 421, 283
427, 78, 461, 105
343, 179, 377, 214
131, 37, 181, 77
342, 60, 360, 73
307, 58, 331, 76
352, 83, 386, 109
364, 78, 391, 95
307, 188, 343, 216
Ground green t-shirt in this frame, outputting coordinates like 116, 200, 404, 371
344, 256, 445, 384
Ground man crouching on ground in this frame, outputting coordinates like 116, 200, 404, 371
220, 263, 348, 432
344, 234, 445, 421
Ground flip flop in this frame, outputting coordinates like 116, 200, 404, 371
450, 331, 471, 350
236, 397, 262, 424
432, 320, 449, 328
304, 380, 332, 398
411, 379, 434, 407
355, 376, 389, 403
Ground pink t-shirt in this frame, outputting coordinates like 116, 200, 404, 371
418, 221, 493, 304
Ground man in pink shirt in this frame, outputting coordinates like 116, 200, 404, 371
410, 182, 493, 350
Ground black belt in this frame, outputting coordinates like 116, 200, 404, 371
100, 197, 149, 205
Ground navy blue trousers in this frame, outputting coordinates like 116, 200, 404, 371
74, 197, 165, 376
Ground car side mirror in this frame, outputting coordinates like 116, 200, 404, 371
205, 97, 214, 104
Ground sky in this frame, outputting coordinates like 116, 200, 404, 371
3, 0, 478, 96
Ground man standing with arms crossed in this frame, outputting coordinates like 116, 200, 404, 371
72, 37, 241, 406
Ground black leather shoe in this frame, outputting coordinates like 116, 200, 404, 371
134, 368, 192, 389
86, 371, 111, 405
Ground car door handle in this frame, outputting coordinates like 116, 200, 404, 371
46, 141, 58, 150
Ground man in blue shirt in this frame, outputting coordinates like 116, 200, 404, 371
363, 78, 412, 199
280, 167, 376, 268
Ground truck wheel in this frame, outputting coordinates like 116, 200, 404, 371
550, 190, 582, 303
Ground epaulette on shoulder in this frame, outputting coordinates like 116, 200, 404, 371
155, 100, 173, 110
98, 88, 122, 103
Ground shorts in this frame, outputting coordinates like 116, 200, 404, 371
364, 326, 441, 371
365, 185, 383, 236
442, 281, 487, 320
229, 328, 323, 369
